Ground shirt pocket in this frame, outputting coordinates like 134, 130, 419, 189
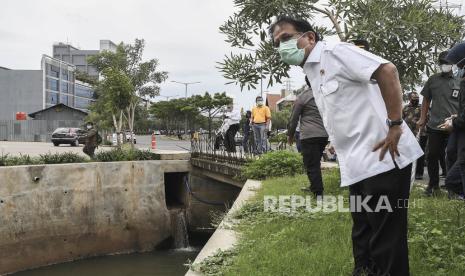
320, 80, 346, 111
320, 80, 339, 96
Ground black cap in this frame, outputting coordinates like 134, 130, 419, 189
438, 51, 451, 65
446, 42, 465, 68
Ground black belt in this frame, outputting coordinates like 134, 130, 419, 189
253, 122, 266, 125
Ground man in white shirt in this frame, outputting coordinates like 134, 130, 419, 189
221, 104, 241, 152
270, 16, 423, 276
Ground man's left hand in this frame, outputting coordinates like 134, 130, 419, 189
438, 119, 454, 132
373, 125, 402, 161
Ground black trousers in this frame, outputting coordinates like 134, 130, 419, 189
426, 129, 449, 189
415, 135, 427, 177
445, 130, 465, 195
224, 124, 239, 152
300, 137, 328, 194
350, 164, 412, 276
83, 146, 96, 158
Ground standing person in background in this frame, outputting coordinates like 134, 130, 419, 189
417, 51, 461, 196
288, 80, 328, 197
222, 104, 241, 153
403, 92, 427, 179
83, 122, 98, 159
242, 110, 252, 153
251, 96, 271, 154
441, 44, 465, 200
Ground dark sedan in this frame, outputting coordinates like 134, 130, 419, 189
51, 128, 87, 146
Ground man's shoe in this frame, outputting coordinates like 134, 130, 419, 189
424, 186, 440, 197
448, 190, 465, 201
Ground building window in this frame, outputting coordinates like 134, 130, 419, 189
47, 92, 59, 105
62, 69, 68, 80
61, 81, 69, 93
75, 85, 94, 99
60, 94, 69, 105
46, 64, 60, 78
75, 97, 92, 109
46, 78, 59, 91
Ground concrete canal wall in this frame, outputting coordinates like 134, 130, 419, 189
0, 160, 190, 275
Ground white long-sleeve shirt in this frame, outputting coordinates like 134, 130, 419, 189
220, 109, 241, 134
303, 41, 423, 186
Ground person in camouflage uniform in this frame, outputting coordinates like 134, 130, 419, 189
83, 122, 98, 158
403, 92, 427, 179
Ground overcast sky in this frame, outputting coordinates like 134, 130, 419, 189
0, 0, 308, 111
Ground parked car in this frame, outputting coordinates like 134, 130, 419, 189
51, 128, 87, 147
125, 131, 137, 144
154, 130, 161, 135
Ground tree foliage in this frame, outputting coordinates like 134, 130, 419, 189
88, 39, 168, 143
192, 92, 233, 135
219, 0, 464, 91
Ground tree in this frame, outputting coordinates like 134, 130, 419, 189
192, 92, 233, 136
96, 68, 133, 145
272, 107, 292, 131
218, 0, 464, 91
88, 39, 168, 144
150, 97, 204, 134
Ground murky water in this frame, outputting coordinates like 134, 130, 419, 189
13, 248, 200, 276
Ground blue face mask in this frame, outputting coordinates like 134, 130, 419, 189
278, 33, 309, 66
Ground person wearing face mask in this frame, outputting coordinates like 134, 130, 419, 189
270, 16, 422, 276
439, 43, 465, 200
417, 51, 461, 196
251, 96, 271, 154
403, 92, 427, 179
221, 103, 241, 153
83, 122, 98, 158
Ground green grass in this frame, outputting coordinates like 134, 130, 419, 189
195, 169, 465, 276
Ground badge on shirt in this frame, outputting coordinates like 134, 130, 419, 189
452, 89, 459, 99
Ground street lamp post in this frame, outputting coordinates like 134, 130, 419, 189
171, 80, 201, 135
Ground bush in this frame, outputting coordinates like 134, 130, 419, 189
0, 154, 39, 166
94, 147, 159, 162
242, 150, 303, 180
269, 132, 287, 143
39, 152, 87, 164
0, 148, 158, 167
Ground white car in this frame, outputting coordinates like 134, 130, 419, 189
125, 132, 137, 144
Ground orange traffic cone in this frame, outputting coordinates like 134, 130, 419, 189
151, 133, 157, 150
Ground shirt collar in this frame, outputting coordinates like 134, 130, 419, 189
305, 41, 324, 64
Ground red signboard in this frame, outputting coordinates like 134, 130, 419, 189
16, 112, 27, 120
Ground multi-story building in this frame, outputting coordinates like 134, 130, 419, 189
0, 55, 95, 120
53, 40, 117, 78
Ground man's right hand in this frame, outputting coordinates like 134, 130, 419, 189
416, 117, 426, 129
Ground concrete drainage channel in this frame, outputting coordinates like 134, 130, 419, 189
0, 153, 242, 275
186, 179, 261, 276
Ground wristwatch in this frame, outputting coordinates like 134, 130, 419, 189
386, 118, 403, 128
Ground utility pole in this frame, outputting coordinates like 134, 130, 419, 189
171, 80, 200, 135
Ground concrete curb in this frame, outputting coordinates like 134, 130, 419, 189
185, 179, 262, 276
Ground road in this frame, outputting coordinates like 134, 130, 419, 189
135, 135, 191, 151
0, 135, 191, 157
